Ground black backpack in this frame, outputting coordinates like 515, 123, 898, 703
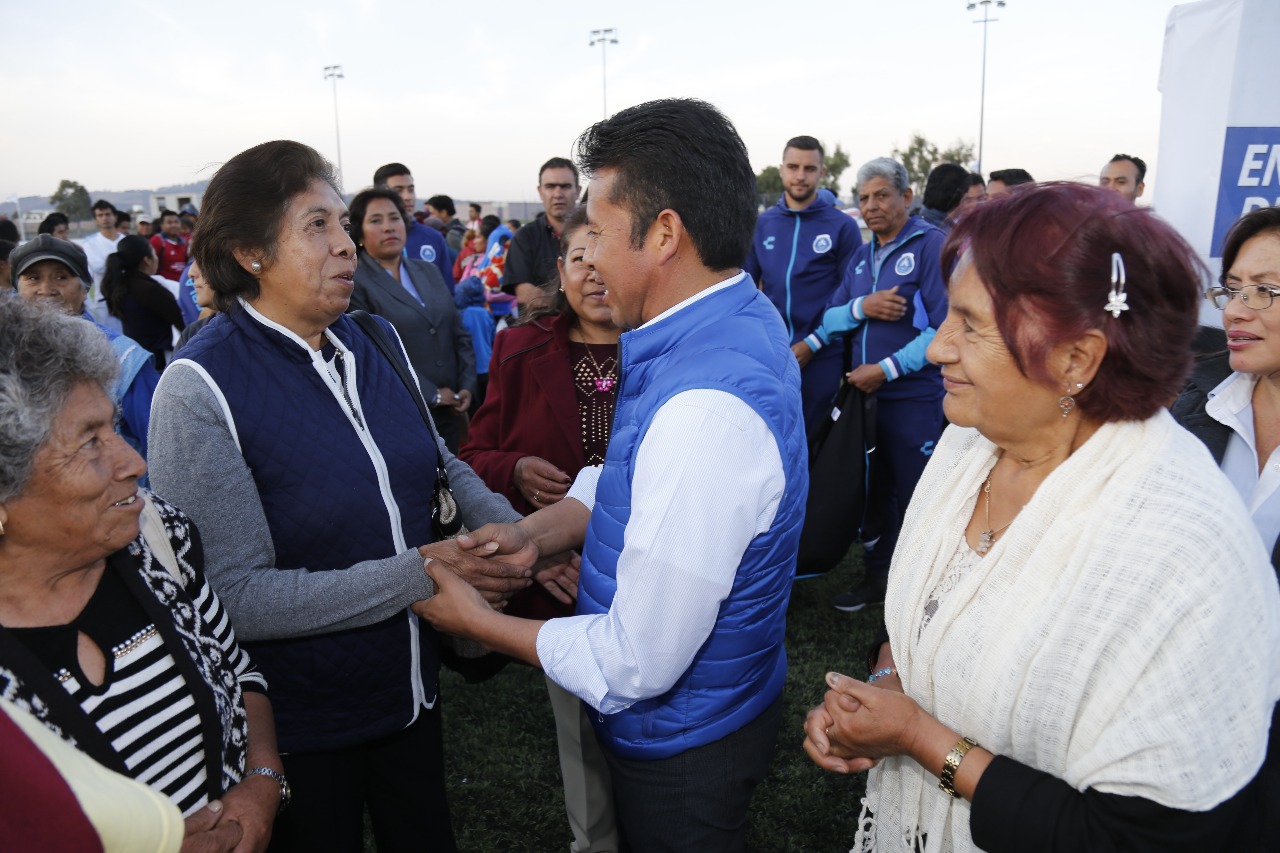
795, 381, 877, 576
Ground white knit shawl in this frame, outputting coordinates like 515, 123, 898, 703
853, 410, 1280, 853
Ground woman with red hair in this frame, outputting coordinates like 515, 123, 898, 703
805, 183, 1280, 852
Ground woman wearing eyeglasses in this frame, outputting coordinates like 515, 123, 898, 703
1175, 206, 1280, 569
1173, 205, 1280, 842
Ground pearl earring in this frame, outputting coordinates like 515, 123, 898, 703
250, 261, 262, 273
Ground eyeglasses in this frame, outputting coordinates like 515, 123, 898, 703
1208, 284, 1280, 310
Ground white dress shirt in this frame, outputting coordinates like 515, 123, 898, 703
536, 275, 788, 714
1206, 370, 1280, 556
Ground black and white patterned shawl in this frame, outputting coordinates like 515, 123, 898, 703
0, 493, 250, 799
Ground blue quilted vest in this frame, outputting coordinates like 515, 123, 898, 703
578, 276, 808, 759
180, 308, 440, 752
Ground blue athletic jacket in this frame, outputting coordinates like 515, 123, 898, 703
744, 195, 862, 344
805, 216, 947, 401
405, 220, 456, 289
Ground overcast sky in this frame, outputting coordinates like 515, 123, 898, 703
2, 0, 1175, 204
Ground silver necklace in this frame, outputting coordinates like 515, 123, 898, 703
976, 472, 1014, 555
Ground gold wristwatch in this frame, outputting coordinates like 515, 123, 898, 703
938, 736, 978, 798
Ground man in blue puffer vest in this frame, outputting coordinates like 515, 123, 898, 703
745, 135, 862, 442
418, 98, 809, 853
796, 157, 949, 613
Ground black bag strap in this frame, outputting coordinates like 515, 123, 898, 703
348, 310, 448, 483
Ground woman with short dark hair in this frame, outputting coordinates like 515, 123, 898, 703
1173, 204, 1280, 842
805, 184, 1280, 852
37, 212, 70, 240
102, 234, 185, 369
346, 186, 476, 453
147, 140, 534, 853
460, 205, 622, 851
1174, 205, 1280, 558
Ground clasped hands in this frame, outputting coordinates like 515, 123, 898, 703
803, 670, 923, 776
413, 524, 576, 638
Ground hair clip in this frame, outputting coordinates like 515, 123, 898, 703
1105, 252, 1129, 319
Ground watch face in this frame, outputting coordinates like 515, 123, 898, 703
280, 777, 292, 811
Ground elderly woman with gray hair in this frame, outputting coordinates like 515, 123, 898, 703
0, 297, 284, 852
798, 157, 949, 612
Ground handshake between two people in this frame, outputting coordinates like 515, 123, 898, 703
412, 523, 580, 645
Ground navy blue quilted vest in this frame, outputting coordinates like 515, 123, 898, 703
180, 308, 440, 752
577, 276, 808, 759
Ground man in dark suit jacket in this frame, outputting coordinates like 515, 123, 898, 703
349, 251, 476, 452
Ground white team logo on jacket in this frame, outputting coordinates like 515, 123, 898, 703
895, 253, 915, 276
420, 245, 437, 263
812, 234, 832, 254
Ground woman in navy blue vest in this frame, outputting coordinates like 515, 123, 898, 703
147, 140, 531, 853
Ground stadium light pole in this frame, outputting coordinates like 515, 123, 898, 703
589, 28, 618, 119
967, 1, 1005, 175
323, 65, 345, 191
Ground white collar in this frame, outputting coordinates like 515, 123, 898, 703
1205, 370, 1256, 420
239, 298, 348, 358
638, 271, 745, 330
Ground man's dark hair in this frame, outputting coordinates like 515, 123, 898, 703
0, 220, 18, 243
575, 98, 757, 271
479, 214, 502, 239
506, 219, 522, 231
426, 194, 456, 217
922, 163, 971, 214
194, 140, 340, 312
0, 239, 16, 263
159, 209, 179, 223
373, 162, 411, 186
1109, 153, 1147, 184
784, 135, 824, 160
92, 199, 116, 213
469, 202, 481, 216
539, 157, 579, 185
115, 210, 132, 226
37, 212, 69, 235
347, 187, 409, 250
969, 171, 986, 189
989, 168, 1034, 186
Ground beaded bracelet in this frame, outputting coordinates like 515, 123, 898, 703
868, 666, 896, 683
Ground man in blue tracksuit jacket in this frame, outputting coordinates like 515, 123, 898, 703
796, 157, 948, 611
372, 161, 456, 290
744, 135, 862, 441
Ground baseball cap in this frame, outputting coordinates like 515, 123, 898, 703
8, 234, 93, 290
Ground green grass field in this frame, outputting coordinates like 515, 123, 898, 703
433, 548, 880, 852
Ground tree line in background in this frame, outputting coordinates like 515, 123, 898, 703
50, 179, 92, 221
754, 133, 976, 206
53, 133, 978, 225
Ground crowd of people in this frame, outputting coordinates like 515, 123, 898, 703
0, 96, 1277, 853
